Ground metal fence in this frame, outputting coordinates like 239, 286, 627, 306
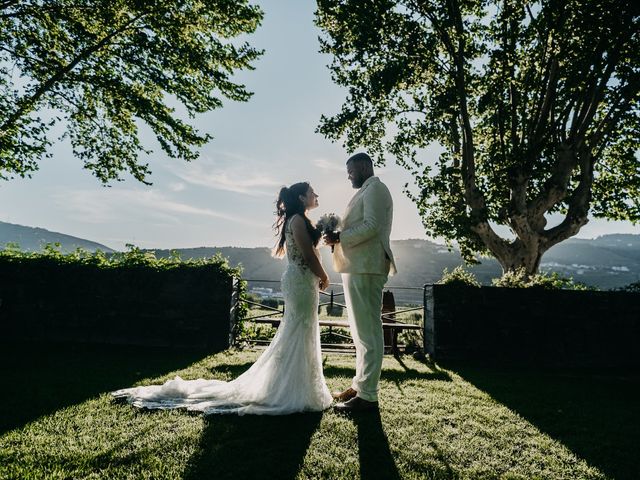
233, 278, 427, 354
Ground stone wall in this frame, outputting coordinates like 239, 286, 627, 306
424, 284, 640, 367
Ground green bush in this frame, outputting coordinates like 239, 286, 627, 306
492, 268, 593, 290
245, 293, 262, 305
1, 242, 249, 333
319, 326, 352, 344
238, 322, 277, 342
261, 297, 281, 309
398, 312, 424, 353
437, 266, 481, 287
1, 242, 240, 273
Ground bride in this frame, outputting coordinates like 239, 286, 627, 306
112, 182, 333, 415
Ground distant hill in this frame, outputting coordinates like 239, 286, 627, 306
0, 221, 115, 253
538, 234, 640, 289
148, 235, 640, 297
2, 220, 638, 294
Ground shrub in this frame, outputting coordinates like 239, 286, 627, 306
245, 293, 262, 306
0, 243, 248, 347
398, 312, 424, 353
399, 330, 423, 353
492, 268, 593, 290
437, 266, 481, 287
0, 243, 240, 274
261, 297, 281, 309
238, 323, 277, 342
1, 242, 247, 323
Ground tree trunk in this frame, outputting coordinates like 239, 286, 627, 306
494, 240, 545, 277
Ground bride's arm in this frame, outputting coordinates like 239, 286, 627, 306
290, 215, 329, 288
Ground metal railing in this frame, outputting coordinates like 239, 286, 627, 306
232, 278, 427, 354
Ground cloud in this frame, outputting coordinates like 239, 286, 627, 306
313, 157, 344, 172
54, 188, 256, 226
168, 182, 186, 192
171, 154, 280, 196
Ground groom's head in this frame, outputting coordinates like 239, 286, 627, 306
346, 152, 374, 189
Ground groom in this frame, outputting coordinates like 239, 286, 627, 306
324, 152, 396, 412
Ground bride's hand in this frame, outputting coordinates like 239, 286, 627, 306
319, 274, 329, 291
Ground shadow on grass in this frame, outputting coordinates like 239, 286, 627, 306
351, 409, 401, 480
323, 365, 452, 383
0, 341, 207, 435
444, 362, 640, 480
183, 412, 322, 480
208, 355, 452, 385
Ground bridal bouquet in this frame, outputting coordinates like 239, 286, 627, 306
316, 213, 341, 252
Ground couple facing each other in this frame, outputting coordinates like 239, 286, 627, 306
112, 152, 396, 414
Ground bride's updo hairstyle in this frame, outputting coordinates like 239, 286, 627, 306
273, 181, 321, 258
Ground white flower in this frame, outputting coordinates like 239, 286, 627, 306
316, 213, 341, 233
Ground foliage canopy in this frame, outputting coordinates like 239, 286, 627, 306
0, 0, 263, 183
316, 0, 640, 275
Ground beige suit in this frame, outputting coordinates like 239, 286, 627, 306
332, 176, 397, 276
333, 176, 395, 402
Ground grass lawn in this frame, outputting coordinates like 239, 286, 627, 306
0, 343, 637, 479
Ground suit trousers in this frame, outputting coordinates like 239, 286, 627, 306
342, 273, 388, 402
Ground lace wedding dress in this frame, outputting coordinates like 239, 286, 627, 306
112, 217, 333, 415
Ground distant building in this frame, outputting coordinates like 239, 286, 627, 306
249, 287, 284, 299
250, 287, 273, 298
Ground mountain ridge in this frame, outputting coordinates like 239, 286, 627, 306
0, 221, 115, 253
1, 220, 638, 290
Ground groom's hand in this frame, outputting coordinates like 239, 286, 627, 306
323, 231, 340, 246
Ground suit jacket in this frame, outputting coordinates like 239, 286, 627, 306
332, 176, 397, 276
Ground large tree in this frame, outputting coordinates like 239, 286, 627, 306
316, 0, 640, 275
0, 0, 262, 184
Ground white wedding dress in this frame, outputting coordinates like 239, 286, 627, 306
112, 217, 333, 415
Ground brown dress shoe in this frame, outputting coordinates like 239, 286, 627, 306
334, 396, 379, 413
331, 387, 358, 402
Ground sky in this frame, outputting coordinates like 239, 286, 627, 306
0, 1, 638, 251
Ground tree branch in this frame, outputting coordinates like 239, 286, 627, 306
409, 0, 456, 58
575, 47, 620, 140
53, 89, 105, 133
591, 93, 637, 159
0, 45, 59, 71
525, 22, 552, 139
450, 115, 461, 166
508, 173, 538, 239
568, 39, 612, 140
531, 57, 558, 147
541, 145, 593, 247
527, 141, 576, 218
505, 10, 520, 151
471, 220, 512, 259
448, 0, 483, 212
1, 10, 148, 134
558, 97, 577, 142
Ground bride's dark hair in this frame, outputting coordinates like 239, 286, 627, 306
273, 181, 321, 258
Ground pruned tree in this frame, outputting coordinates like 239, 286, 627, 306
0, 0, 262, 184
316, 0, 640, 275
